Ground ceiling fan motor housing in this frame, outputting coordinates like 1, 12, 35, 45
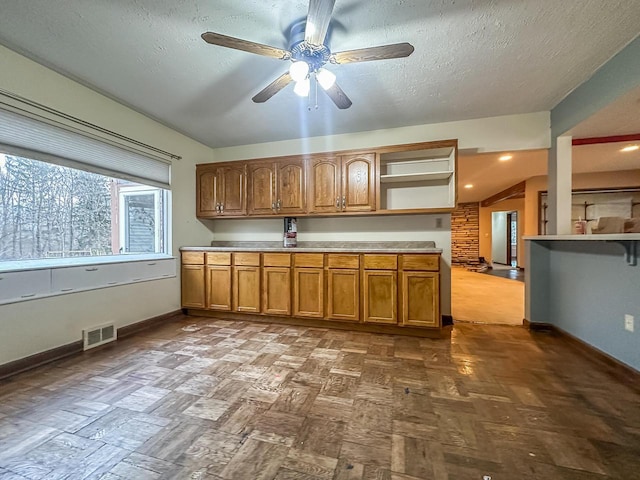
288, 19, 331, 71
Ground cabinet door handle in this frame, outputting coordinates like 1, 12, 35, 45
220, 203, 224, 213
61, 288, 74, 292
215, 203, 220, 213
147, 262, 156, 266
276, 199, 281, 211
336, 197, 340, 209
272, 202, 276, 212
342, 196, 346, 209
85, 267, 98, 272
21, 293, 36, 298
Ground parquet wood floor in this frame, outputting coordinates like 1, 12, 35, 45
1, 315, 639, 479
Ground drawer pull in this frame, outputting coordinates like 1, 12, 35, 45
132, 278, 142, 281
85, 267, 99, 272
162, 274, 171, 277
107, 281, 118, 285
21, 293, 36, 298
147, 262, 157, 266
61, 288, 74, 292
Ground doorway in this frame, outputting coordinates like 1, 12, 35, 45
491, 210, 518, 267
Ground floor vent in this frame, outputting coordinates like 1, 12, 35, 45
83, 323, 117, 350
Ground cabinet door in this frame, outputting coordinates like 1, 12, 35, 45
248, 162, 276, 215
326, 269, 359, 322
293, 267, 324, 318
196, 166, 219, 217
400, 271, 439, 327
342, 153, 375, 212
206, 265, 232, 311
262, 267, 291, 315
219, 165, 247, 216
181, 265, 205, 308
308, 156, 341, 213
277, 159, 306, 214
363, 270, 397, 324
233, 266, 261, 313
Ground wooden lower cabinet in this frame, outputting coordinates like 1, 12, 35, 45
400, 271, 440, 327
362, 270, 397, 324
181, 265, 205, 308
326, 268, 359, 322
262, 267, 291, 315
293, 267, 324, 318
233, 266, 260, 313
206, 265, 232, 311
182, 250, 442, 333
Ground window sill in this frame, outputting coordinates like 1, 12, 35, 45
0, 254, 176, 306
0, 253, 174, 274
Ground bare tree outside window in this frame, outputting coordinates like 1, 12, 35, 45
0, 154, 165, 262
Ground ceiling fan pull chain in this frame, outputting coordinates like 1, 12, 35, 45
314, 74, 319, 110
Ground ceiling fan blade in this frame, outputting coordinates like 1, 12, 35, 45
321, 82, 352, 109
331, 42, 415, 64
201, 32, 290, 60
305, 0, 336, 45
252, 72, 294, 103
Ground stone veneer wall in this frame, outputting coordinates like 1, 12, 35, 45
451, 202, 480, 265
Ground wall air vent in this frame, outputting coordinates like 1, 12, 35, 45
83, 323, 117, 350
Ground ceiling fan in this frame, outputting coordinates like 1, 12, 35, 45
201, 0, 414, 109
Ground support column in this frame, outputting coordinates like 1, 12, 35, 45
547, 135, 572, 235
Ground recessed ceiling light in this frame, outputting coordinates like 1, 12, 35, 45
621, 145, 639, 152
499, 154, 513, 161
464, 184, 473, 189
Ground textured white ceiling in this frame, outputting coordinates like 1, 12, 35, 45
569, 85, 640, 138
0, 0, 639, 149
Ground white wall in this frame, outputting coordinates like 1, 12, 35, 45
212, 111, 551, 162
0, 45, 214, 365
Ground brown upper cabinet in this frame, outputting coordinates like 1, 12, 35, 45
196, 163, 247, 217
195, 139, 457, 219
248, 158, 306, 215
308, 153, 375, 213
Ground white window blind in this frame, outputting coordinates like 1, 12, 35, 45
0, 107, 171, 189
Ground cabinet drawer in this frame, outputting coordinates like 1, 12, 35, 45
401, 255, 439, 271
0, 269, 50, 304
294, 253, 324, 268
263, 253, 291, 267
363, 254, 397, 270
182, 251, 204, 265
327, 254, 360, 269
206, 252, 232, 265
233, 252, 260, 266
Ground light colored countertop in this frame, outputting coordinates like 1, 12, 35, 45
524, 234, 640, 241
181, 241, 442, 253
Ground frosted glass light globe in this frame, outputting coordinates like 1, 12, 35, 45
289, 61, 309, 82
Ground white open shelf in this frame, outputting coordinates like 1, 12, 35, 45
379, 145, 456, 210
380, 170, 453, 183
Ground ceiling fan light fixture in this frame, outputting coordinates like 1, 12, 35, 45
316, 68, 336, 90
294, 78, 310, 97
289, 61, 310, 82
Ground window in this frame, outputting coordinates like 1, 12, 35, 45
0, 153, 169, 262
